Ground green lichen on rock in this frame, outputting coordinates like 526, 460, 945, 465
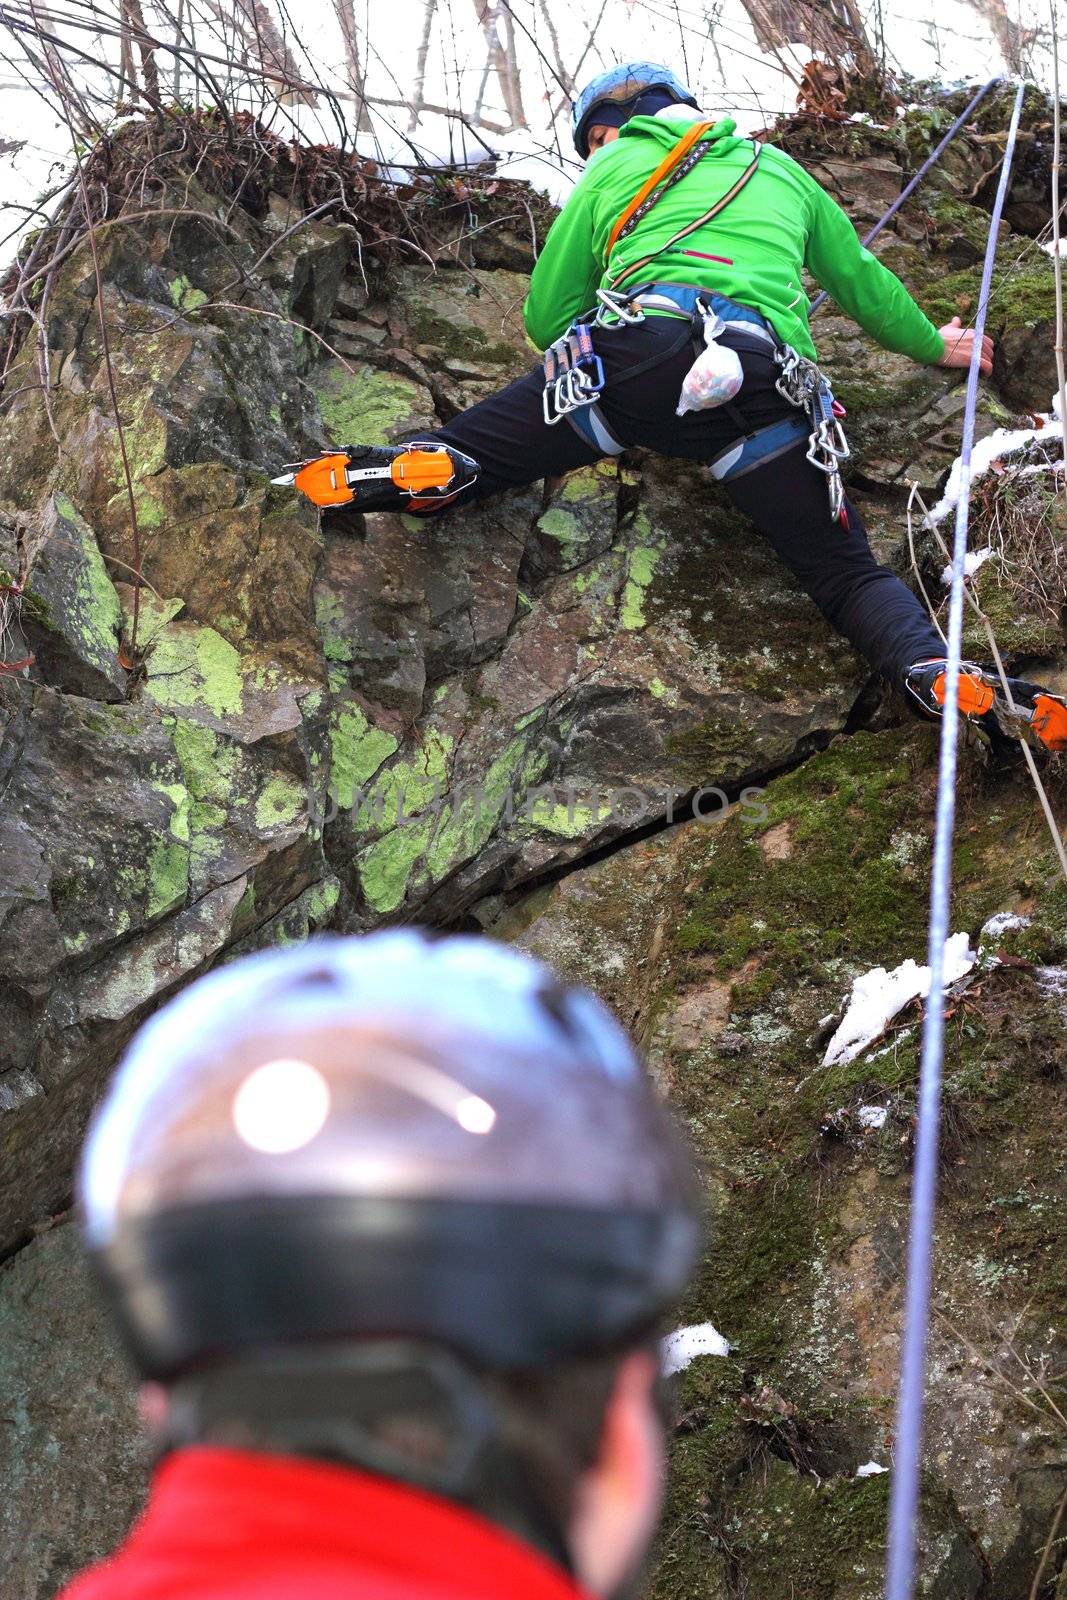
51, 496, 124, 662
328, 701, 399, 810
254, 774, 306, 832
620, 510, 668, 630
314, 365, 429, 445
169, 273, 208, 313
536, 507, 582, 561
141, 616, 244, 718
167, 715, 241, 870
422, 734, 546, 881
315, 590, 354, 664
356, 731, 547, 914
527, 794, 602, 839
145, 779, 191, 918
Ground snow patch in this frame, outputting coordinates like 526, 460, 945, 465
928, 417, 1063, 525
856, 1460, 888, 1477
980, 911, 1032, 942
822, 933, 977, 1066
940, 545, 993, 585
856, 1104, 888, 1130
1040, 236, 1067, 257
662, 1322, 731, 1375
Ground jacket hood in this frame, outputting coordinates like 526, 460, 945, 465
620, 112, 738, 150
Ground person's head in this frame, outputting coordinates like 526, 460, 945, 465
77, 932, 701, 1598
571, 63, 699, 161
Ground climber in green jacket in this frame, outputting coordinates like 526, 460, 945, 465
278, 63, 1067, 754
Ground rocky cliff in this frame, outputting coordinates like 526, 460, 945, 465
0, 87, 1064, 1600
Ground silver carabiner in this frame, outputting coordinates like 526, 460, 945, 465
594, 288, 645, 328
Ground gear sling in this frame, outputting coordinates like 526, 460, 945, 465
541, 121, 852, 525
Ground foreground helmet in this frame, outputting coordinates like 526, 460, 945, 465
571, 62, 698, 158
79, 931, 700, 1381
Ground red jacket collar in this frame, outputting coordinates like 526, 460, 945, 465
60, 1446, 594, 1600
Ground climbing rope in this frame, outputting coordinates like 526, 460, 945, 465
809, 77, 999, 317
905, 480, 1067, 887
883, 81, 1026, 1600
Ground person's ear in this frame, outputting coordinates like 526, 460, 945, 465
567, 1350, 665, 1597
138, 1383, 169, 1431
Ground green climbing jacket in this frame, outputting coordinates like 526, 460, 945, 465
523, 114, 946, 366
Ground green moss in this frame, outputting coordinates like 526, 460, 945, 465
315, 365, 427, 445
676, 733, 932, 981
919, 242, 1054, 330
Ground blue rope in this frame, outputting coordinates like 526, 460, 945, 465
809, 78, 999, 318
883, 80, 1026, 1600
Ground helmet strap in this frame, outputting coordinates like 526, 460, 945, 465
160, 1341, 576, 1573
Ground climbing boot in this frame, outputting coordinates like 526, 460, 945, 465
905, 658, 1067, 753
272, 442, 480, 514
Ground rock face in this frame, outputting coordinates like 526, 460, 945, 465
0, 86, 1064, 1600
495, 728, 1067, 1600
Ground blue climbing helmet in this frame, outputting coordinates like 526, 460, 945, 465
78, 930, 701, 1381
571, 62, 699, 158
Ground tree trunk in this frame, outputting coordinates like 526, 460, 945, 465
472, 1, 527, 129
333, 0, 373, 130
739, 0, 878, 74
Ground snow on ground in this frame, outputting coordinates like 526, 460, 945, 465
927, 416, 1064, 525
822, 932, 977, 1067
855, 1104, 888, 1130
940, 545, 994, 585
662, 1322, 731, 1375
980, 911, 1032, 943
856, 1460, 888, 1477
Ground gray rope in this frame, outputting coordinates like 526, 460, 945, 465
883, 80, 1025, 1600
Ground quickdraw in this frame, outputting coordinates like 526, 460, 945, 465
542, 321, 606, 426
774, 347, 851, 526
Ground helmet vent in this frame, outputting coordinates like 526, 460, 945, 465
281, 967, 343, 992
535, 983, 582, 1042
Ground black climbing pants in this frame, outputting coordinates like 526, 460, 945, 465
412, 317, 946, 686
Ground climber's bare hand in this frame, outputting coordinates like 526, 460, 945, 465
937, 316, 994, 376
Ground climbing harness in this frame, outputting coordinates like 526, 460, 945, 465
809, 76, 998, 318
541, 276, 853, 526
884, 82, 1025, 1600
274, 443, 479, 512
